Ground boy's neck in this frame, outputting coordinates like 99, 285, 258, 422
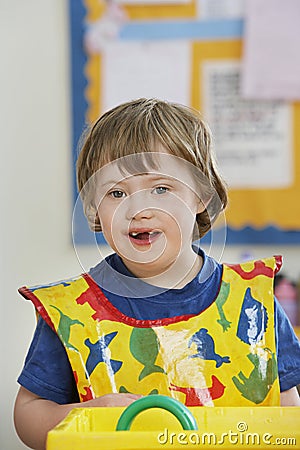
121, 249, 203, 290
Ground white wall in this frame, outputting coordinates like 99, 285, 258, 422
1, 1, 78, 448
0, 2, 300, 449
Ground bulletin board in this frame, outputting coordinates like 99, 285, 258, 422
69, 0, 300, 245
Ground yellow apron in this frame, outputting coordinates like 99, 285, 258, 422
19, 256, 281, 406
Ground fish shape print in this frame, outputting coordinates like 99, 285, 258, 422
188, 328, 230, 368
236, 287, 268, 345
85, 331, 123, 377
232, 349, 278, 404
169, 375, 225, 406
50, 305, 84, 351
130, 328, 165, 381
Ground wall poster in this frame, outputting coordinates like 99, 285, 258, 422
70, 0, 300, 245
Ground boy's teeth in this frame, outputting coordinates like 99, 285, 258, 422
130, 231, 157, 236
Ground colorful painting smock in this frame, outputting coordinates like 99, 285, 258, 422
19, 257, 281, 406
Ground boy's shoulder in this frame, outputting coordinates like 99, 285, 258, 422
18, 272, 100, 329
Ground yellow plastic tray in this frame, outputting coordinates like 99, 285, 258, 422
47, 404, 300, 449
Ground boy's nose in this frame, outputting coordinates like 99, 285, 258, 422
124, 191, 154, 221
129, 207, 154, 221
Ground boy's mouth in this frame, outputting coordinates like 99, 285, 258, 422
128, 230, 161, 245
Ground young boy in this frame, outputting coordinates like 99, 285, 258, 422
14, 98, 300, 450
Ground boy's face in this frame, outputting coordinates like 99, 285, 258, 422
93, 151, 205, 279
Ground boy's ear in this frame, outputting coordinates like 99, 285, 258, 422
197, 192, 214, 214
86, 204, 102, 232
197, 200, 206, 214
96, 212, 102, 231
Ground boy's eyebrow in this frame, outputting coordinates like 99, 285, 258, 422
101, 179, 123, 187
100, 174, 175, 187
141, 174, 175, 182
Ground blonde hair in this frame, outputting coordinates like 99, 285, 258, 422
77, 98, 227, 237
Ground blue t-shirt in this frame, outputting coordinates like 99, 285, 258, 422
18, 250, 300, 404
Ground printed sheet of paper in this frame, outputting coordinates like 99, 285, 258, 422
241, 0, 300, 100
197, 0, 245, 19
202, 61, 293, 189
101, 41, 191, 112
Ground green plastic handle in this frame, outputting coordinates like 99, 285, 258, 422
116, 395, 198, 431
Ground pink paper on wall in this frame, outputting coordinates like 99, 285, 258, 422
241, 0, 300, 100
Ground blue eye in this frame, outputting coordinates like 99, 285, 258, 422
110, 190, 125, 199
153, 186, 168, 195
